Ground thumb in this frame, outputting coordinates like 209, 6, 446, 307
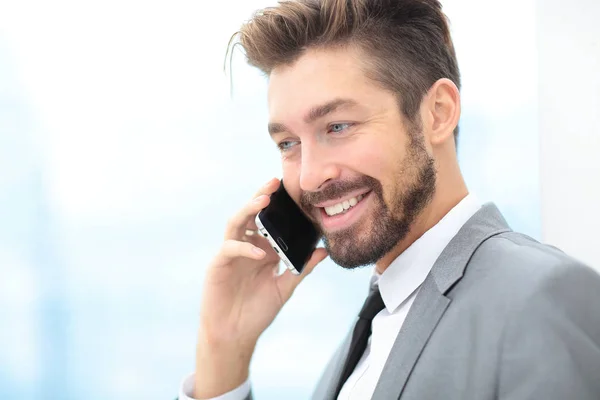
277, 247, 328, 302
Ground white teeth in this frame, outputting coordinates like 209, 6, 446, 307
324, 194, 366, 216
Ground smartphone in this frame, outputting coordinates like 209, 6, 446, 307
255, 180, 320, 275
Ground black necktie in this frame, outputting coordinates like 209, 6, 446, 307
334, 285, 386, 397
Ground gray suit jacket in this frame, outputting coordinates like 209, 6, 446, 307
197, 203, 600, 400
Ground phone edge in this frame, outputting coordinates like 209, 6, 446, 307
255, 213, 302, 275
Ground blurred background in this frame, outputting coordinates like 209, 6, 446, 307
0, 0, 598, 399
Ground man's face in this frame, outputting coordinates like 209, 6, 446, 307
267, 47, 436, 269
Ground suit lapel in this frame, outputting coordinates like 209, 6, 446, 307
371, 203, 511, 399
371, 276, 449, 400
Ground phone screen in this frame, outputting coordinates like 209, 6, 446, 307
257, 180, 320, 273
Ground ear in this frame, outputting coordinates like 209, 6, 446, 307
422, 78, 461, 147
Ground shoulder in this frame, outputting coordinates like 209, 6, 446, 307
469, 230, 598, 293
475, 234, 600, 398
459, 230, 600, 327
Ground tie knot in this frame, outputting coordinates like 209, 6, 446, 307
358, 286, 385, 321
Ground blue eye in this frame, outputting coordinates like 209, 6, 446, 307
277, 140, 299, 152
329, 123, 351, 133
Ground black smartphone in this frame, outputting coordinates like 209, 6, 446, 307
255, 180, 320, 274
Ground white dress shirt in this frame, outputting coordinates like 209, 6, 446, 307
180, 194, 481, 400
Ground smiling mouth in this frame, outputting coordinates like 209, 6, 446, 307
322, 192, 370, 217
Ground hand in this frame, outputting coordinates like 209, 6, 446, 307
194, 178, 327, 398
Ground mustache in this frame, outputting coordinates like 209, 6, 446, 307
300, 176, 380, 210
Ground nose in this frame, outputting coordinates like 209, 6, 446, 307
299, 141, 340, 192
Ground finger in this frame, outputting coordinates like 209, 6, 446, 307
300, 248, 329, 276
277, 248, 328, 302
245, 219, 259, 232
242, 231, 275, 251
224, 195, 270, 240
244, 233, 281, 260
244, 229, 258, 237
224, 179, 280, 240
219, 239, 267, 262
252, 177, 280, 199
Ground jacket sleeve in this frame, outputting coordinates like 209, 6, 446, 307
177, 374, 252, 400
498, 261, 600, 400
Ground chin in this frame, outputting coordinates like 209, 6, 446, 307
323, 223, 380, 269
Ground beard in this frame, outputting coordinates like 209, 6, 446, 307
300, 131, 437, 269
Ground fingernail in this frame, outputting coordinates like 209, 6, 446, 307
254, 195, 267, 202
253, 247, 266, 256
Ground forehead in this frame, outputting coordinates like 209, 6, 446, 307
267, 47, 387, 121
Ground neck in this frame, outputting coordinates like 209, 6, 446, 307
375, 171, 468, 275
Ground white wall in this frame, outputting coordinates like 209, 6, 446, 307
538, 0, 600, 271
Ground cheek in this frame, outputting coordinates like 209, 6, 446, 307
346, 142, 399, 182
281, 162, 302, 202
348, 138, 407, 205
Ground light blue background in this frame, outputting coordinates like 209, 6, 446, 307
0, 1, 539, 399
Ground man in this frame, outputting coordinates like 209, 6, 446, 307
178, 0, 600, 399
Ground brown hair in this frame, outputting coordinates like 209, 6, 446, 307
232, 0, 461, 139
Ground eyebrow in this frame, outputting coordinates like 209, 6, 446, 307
268, 98, 358, 136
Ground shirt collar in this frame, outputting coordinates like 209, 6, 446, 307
373, 193, 482, 313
